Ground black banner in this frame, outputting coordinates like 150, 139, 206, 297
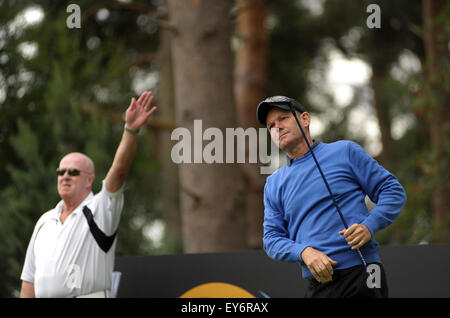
114, 245, 450, 298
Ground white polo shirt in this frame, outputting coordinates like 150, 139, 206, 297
21, 180, 124, 298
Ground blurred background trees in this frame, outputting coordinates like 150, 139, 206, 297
0, 0, 448, 297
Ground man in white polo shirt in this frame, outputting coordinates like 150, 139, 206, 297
20, 91, 157, 298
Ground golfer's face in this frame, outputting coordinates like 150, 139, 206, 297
266, 108, 301, 150
57, 154, 93, 201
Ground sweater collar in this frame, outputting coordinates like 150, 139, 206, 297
287, 140, 320, 166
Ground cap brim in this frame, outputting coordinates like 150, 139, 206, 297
256, 102, 291, 126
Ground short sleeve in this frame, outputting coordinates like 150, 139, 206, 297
89, 180, 125, 235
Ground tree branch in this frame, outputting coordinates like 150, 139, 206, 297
81, 1, 178, 33
82, 0, 156, 21
82, 102, 177, 131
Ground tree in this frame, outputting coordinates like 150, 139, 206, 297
154, 3, 182, 253
168, 0, 248, 252
316, 0, 424, 166
422, 0, 450, 242
233, 0, 268, 248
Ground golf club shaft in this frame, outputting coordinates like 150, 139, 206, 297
289, 108, 369, 271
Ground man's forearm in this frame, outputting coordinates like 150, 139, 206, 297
20, 281, 35, 298
104, 91, 156, 193
105, 129, 138, 193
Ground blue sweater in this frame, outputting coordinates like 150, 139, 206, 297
263, 140, 406, 279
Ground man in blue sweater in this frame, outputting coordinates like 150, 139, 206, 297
257, 96, 406, 298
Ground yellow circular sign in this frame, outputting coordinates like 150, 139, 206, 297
180, 282, 256, 298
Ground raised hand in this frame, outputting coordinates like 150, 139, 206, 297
125, 91, 157, 131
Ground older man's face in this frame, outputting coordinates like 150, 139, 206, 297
57, 153, 94, 202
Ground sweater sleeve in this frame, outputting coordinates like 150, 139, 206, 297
347, 141, 407, 236
262, 181, 308, 263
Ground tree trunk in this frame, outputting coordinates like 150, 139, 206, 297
234, 0, 268, 249
168, 0, 248, 252
156, 15, 182, 252
371, 70, 395, 166
423, 0, 450, 242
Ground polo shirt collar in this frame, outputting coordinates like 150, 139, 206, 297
49, 192, 95, 221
